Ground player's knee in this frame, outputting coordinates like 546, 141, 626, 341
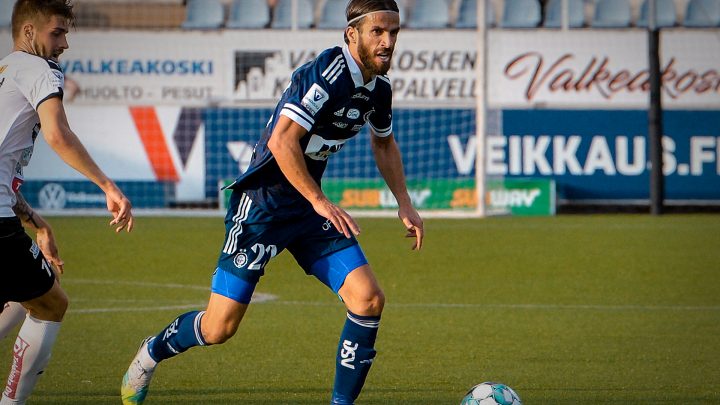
350, 288, 385, 317
201, 323, 238, 345
30, 286, 68, 322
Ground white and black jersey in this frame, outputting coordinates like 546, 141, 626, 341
0, 51, 64, 217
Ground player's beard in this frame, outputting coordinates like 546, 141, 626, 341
358, 37, 392, 76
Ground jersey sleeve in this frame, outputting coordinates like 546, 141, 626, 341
368, 75, 393, 137
279, 58, 334, 132
16, 60, 65, 111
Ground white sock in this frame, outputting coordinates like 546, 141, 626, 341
138, 340, 157, 370
1, 315, 61, 404
0, 304, 26, 341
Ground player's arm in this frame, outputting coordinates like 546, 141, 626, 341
267, 115, 359, 238
37, 97, 133, 232
12, 191, 64, 273
371, 132, 424, 250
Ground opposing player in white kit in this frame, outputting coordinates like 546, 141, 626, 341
0, 1, 134, 403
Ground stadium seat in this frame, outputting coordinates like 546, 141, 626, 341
317, 0, 347, 29
684, 0, 720, 27
0, 0, 14, 29
397, 0, 408, 26
271, 0, 315, 29
455, 0, 496, 28
181, 0, 225, 29
591, 0, 632, 27
544, 0, 586, 28
637, 0, 676, 27
227, 0, 270, 29
501, 0, 542, 28
407, 0, 450, 29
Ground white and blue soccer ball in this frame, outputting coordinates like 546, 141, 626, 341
460, 382, 522, 405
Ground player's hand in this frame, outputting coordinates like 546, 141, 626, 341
312, 198, 360, 239
398, 205, 423, 250
106, 188, 134, 233
36, 227, 65, 275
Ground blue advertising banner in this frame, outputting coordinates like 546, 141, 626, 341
203, 108, 477, 199
500, 110, 720, 201
21, 181, 173, 210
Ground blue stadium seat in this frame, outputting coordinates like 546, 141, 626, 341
501, 0, 542, 28
407, 0, 450, 28
227, 0, 270, 29
181, 0, 225, 29
318, 0, 347, 29
544, 0, 585, 28
684, 0, 720, 27
591, 0, 632, 27
271, 0, 314, 29
0, 0, 15, 29
397, 0, 408, 26
637, 0, 676, 27
455, 0, 496, 28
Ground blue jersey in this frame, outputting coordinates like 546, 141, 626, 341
228, 45, 393, 218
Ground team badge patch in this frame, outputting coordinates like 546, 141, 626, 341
233, 250, 248, 268
301, 83, 329, 115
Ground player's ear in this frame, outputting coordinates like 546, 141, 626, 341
345, 26, 357, 44
23, 23, 35, 40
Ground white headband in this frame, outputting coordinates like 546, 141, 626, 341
347, 10, 400, 26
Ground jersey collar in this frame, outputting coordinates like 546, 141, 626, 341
342, 45, 376, 91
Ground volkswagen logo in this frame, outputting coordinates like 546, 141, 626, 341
38, 183, 67, 209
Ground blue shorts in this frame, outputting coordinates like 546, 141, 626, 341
213, 190, 368, 302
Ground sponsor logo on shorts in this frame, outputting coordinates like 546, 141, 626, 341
322, 219, 332, 231
29, 241, 40, 259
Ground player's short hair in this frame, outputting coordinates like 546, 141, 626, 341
344, 0, 399, 44
12, 0, 75, 40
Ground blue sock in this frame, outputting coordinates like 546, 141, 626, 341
331, 311, 380, 405
147, 311, 208, 363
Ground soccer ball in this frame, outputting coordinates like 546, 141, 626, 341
460, 382, 522, 405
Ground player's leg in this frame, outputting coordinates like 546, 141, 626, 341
121, 272, 254, 405
1, 282, 67, 405
1, 219, 65, 405
122, 190, 281, 405
293, 224, 383, 405
333, 262, 384, 405
0, 302, 26, 340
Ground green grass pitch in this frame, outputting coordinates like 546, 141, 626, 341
1, 214, 719, 404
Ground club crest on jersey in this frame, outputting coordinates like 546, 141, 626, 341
233, 250, 248, 268
301, 83, 329, 115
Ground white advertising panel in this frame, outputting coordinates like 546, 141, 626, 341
4, 29, 716, 109
488, 30, 720, 109
25, 106, 206, 201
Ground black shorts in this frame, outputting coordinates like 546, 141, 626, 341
0, 217, 56, 307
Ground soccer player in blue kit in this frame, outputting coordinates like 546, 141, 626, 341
121, 1, 423, 403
